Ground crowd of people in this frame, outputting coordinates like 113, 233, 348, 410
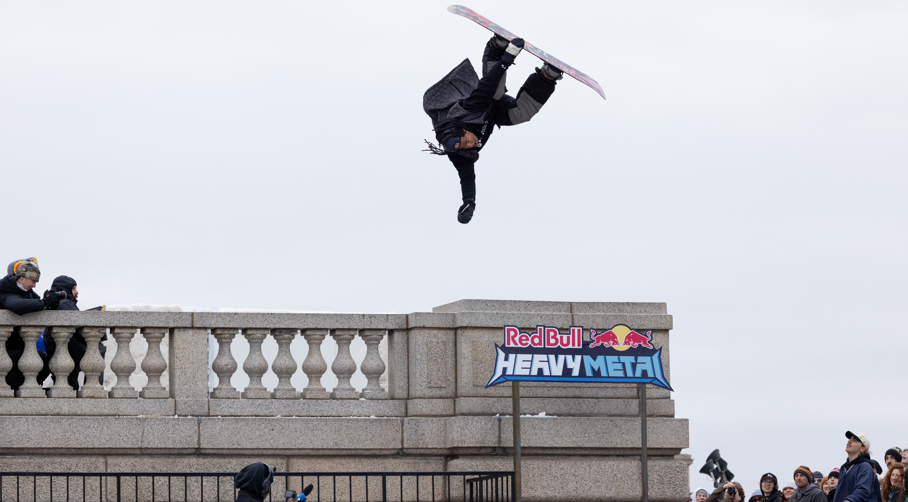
692, 433, 902, 502
0, 257, 105, 391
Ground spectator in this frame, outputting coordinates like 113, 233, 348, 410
881, 463, 905, 502
783, 482, 797, 502
751, 490, 766, 502
761, 473, 784, 502
902, 450, 908, 466
697, 488, 710, 502
235, 462, 275, 502
792, 466, 828, 502
37, 275, 106, 390
832, 431, 883, 502
709, 482, 746, 502
0, 258, 62, 391
887, 450, 904, 470
829, 470, 841, 501
815, 472, 826, 487
821, 477, 831, 494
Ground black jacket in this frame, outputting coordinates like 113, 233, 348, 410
0, 274, 44, 315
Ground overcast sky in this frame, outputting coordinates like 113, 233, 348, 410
2, 1, 907, 493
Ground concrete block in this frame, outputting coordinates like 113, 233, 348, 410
0, 416, 198, 453
363, 314, 408, 329
446, 455, 690, 502
208, 399, 406, 417
500, 417, 689, 451
402, 416, 499, 453
408, 329, 456, 399
0, 397, 174, 416
106, 455, 288, 502
287, 457, 446, 502
572, 302, 667, 315
386, 330, 409, 400
572, 313, 673, 330
446, 416, 500, 450
407, 398, 454, 417
0, 456, 106, 502
454, 312, 573, 329
407, 312, 455, 328
199, 417, 401, 453
433, 300, 572, 313
169, 329, 209, 417
454, 397, 675, 417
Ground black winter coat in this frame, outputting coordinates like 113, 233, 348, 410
0, 274, 44, 315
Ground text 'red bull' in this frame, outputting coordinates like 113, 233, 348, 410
504, 326, 583, 349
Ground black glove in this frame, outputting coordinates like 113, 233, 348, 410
43, 290, 65, 310
458, 198, 476, 224
499, 38, 524, 65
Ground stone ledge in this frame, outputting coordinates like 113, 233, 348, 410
0, 311, 191, 327
192, 312, 408, 330
454, 397, 675, 417
0, 397, 175, 416
0, 416, 198, 450
208, 399, 406, 417
572, 302, 667, 314
406, 312, 456, 328
500, 417, 689, 450
572, 313, 673, 330
199, 417, 402, 451
454, 312, 573, 328
434, 300, 573, 314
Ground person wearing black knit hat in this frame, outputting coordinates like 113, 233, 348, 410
235, 463, 275, 502
887, 449, 904, 470
423, 33, 564, 224
760, 473, 783, 502
792, 466, 827, 502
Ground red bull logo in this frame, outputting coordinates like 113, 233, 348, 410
589, 325, 653, 350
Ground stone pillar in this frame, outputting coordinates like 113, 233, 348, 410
47, 327, 77, 398
78, 328, 107, 398
210, 329, 239, 399
0, 326, 15, 397
271, 329, 299, 399
359, 330, 388, 399
108, 328, 138, 398
170, 328, 209, 415
301, 329, 329, 400
330, 329, 358, 399
241, 329, 270, 399
16, 327, 46, 398
139, 328, 169, 398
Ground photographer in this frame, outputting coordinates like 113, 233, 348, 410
709, 482, 746, 502
235, 463, 276, 502
37, 275, 107, 390
0, 258, 64, 390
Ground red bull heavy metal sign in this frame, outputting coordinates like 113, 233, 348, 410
486, 324, 672, 390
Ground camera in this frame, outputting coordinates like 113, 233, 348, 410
727, 487, 736, 496
285, 484, 314, 502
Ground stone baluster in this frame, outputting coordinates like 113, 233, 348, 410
211, 329, 239, 399
108, 328, 138, 398
359, 330, 388, 399
0, 326, 15, 397
241, 329, 270, 399
330, 329, 359, 399
78, 328, 107, 398
139, 328, 169, 398
301, 329, 329, 399
47, 327, 77, 398
16, 327, 46, 398
271, 329, 299, 399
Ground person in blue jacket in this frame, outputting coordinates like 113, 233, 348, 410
833, 431, 883, 502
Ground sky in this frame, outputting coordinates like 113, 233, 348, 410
2, 0, 907, 493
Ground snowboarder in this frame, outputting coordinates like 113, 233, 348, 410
423, 34, 563, 224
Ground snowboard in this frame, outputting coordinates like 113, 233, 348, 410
448, 5, 605, 100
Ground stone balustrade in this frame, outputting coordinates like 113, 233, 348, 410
0, 300, 690, 501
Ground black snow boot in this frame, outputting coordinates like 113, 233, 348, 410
457, 198, 476, 224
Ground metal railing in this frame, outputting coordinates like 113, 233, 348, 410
0, 471, 514, 502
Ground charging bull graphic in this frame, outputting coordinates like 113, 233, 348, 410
486, 324, 672, 390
